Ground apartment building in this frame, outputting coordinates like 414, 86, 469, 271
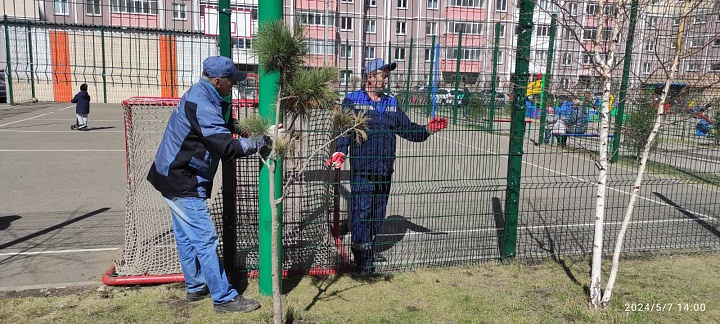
4, 0, 719, 93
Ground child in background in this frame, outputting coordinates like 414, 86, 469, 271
71, 84, 90, 131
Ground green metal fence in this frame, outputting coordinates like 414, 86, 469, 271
6, 0, 719, 282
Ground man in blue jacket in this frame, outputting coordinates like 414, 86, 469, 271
327, 58, 448, 274
148, 56, 279, 313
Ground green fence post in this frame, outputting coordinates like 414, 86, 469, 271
404, 38, 413, 112
4, 15, 15, 106
387, 40, 392, 93
26, 20, 35, 99
217, 0, 239, 290
611, 0, 640, 163
101, 26, 107, 103
489, 22, 501, 131
257, 0, 283, 296
503, 0, 535, 258
426, 35, 436, 117
537, 14, 557, 145
452, 31, 462, 125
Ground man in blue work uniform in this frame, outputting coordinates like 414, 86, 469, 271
327, 58, 448, 274
148, 56, 282, 313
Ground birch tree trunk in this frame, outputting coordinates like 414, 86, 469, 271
600, 0, 691, 306
588, 0, 625, 308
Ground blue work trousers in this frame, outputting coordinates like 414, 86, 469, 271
350, 174, 392, 268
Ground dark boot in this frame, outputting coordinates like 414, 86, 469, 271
214, 296, 260, 313
186, 287, 210, 302
351, 248, 375, 275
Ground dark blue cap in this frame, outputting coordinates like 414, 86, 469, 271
203, 56, 247, 82
364, 58, 397, 75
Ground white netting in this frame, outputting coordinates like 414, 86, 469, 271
116, 97, 342, 276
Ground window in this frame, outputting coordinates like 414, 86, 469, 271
498, 24, 506, 38
710, 63, 720, 71
670, 40, 677, 49
564, 27, 574, 40
236, 38, 252, 49
426, 22, 437, 35
601, 28, 613, 41
693, 15, 707, 24
366, 0, 376, 7
340, 17, 353, 31
672, 18, 680, 26
396, 21, 406, 35
425, 48, 433, 61
603, 4, 617, 16
172, 4, 186, 20
642, 62, 651, 74
534, 50, 547, 62
427, 0, 439, 9
647, 17, 658, 28
581, 53, 593, 65
582, 28, 597, 40
447, 21, 483, 35
568, 3, 577, 15
562, 53, 572, 65
397, 0, 408, 9
365, 20, 376, 33
341, 0, 353, 2
585, 3, 597, 15
539, 0, 558, 12
536, 25, 551, 37
689, 38, 704, 48
299, 11, 334, 26
364, 46, 376, 59
86, 0, 101, 16
644, 39, 655, 52
446, 48, 482, 60
54, 0, 69, 15
686, 61, 701, 72
714, 38, 720, 46
559, 78, 570, 88
341, 45, 352, 59
395, 48, 406, 61
497, 51, 504, 64
110, 0, 159, 15
448, 0, 483, 8
308, 40, 333, 55
340, 70, 352, 83
496, 0, 507, 12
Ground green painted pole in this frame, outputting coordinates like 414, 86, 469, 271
26, 20, 35, 99
4, 15, 15, 106
217, 0, 239, 288
538, 14, 557, 145
257, 0, 283, 296
489, 22, 501, 131
502, 0, 535, 258
387, 40, 392, 93
426, 35, 436, 117
452, 31, 462, 125
404, 38, 413, 112
101, 26, 107, 103
611, 0, 640, 163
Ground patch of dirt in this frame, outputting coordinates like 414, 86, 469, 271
0, 285, 96, 299
161, 299, 197, 318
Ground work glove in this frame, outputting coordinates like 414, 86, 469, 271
427, 117, 448, 134
263, 123, 286, 147
326, 152, 345, 169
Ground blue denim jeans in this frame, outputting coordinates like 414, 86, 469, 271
163, 196, 238, 304
350, 174, 392, 268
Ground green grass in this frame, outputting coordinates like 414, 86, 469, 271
2, 253, 719, 323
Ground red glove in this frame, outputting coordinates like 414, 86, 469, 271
326, 152, 345, 169
428, 117, 448, 134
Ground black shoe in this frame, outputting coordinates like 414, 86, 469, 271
70, 124, 76, 130
186, 287, 210, 302
214, 297, 260, 313
373, 252, 387, 263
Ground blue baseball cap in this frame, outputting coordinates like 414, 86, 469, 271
202, 56, 247, 82
364, 58, 397, 75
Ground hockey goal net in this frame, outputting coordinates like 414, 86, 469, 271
113, 96, 344, 278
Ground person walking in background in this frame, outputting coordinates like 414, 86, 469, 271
147, 56, 283, 314
71, 84, 90, 131
327, 58, 448, 275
